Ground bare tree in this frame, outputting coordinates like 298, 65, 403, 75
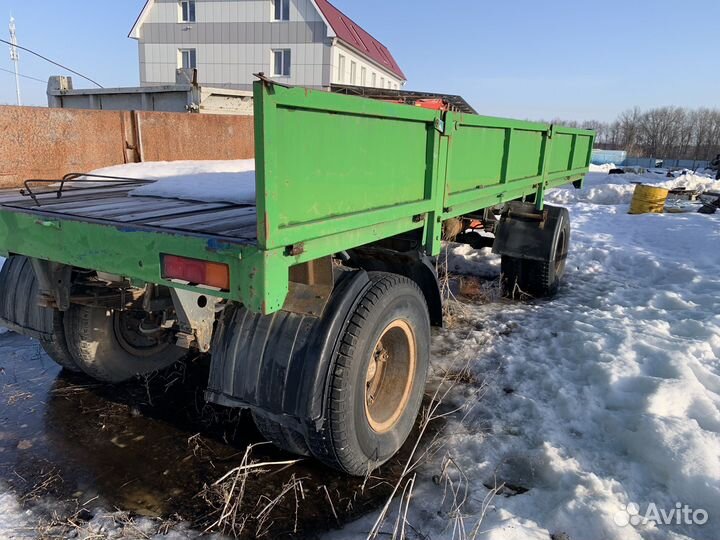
534, 105, 720, 161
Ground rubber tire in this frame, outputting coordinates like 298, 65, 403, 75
501, 206, 570, 299
307, 272, 430, 476
41, 311, 82, 372
252, 411, 311, 457
63, 305, 186, 383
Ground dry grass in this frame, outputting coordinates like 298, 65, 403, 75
18, 466, 63, 503
435, 245, 503, 329
201, 442, 304, 538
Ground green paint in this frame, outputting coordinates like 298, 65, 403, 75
0, 81, 595, 315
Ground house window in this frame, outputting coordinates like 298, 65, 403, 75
338, 54, 346, 83
272, 49, 291, 77
350, 61, 357, 85
179, 48, 197, 69
272, 0, 290, 21
179, 0, 196, 22
371, 72, 376, 87
380, 76, 385, 88
360, 67, 367, 86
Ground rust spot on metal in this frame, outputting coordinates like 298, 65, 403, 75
287, 243, 305, 257
135, 111, 254, 162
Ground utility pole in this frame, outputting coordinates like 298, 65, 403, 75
9, 16, 21, 106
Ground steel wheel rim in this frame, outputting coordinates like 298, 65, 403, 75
113, 311, 169, 358
364, 320, 417, 434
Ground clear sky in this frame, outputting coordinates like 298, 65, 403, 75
1, 0, 719, 122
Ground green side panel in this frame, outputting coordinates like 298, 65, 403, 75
549, 133, 574, 173
445, 126, 508, 192
572, 134, 593, 169
272, 110, 430, 227
441, 109, 595, 217
255, 83, 439, 251
549, 132, 595, 173
506, 129, 544, 181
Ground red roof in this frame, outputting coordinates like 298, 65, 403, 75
314, 0, 406, 81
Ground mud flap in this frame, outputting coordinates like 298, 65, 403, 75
205, 269, 371, 431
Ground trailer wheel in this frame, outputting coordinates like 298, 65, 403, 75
307, 273, 430, 476
252, 411, 311, 457
41, 311, 82, 373
501, 206, 570, 299
64, 305, 186, 383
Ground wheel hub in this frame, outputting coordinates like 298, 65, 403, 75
113, 311, 170, 358
364, 320, 417, 434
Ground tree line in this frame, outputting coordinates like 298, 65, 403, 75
547, 107, 720, 161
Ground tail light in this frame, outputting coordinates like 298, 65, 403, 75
161, 255, 230, 290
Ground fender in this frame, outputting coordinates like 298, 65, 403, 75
205, 269, 372, 430
493, 202, 567, 262
345, 247, 444, 327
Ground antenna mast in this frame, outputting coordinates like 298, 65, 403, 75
9, 16, 21, 105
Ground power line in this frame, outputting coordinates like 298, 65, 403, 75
0, 37, 103, 88
0, 66, 45, 84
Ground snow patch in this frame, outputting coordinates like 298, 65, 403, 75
0, 488, 34, 536
589, 163, 617, 173
85, 160, 258, 205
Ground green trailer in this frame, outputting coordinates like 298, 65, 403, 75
0, 79, 594, 474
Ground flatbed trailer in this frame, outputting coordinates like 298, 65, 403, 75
0, 79, 594, 474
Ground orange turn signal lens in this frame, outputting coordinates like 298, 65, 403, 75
161, 255, 230, 290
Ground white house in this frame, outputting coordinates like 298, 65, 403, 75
129, 0, 407, 91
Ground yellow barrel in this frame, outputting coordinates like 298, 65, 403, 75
629, 184, 669, 214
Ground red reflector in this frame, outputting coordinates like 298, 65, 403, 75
161, 255, 230, 290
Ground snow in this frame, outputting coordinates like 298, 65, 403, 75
84, 160, 257, 204
0, 485, 205, 539
328, 169, 720, 540
0, 489, 34, 538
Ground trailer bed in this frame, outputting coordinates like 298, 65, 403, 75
0, 187, 259, 244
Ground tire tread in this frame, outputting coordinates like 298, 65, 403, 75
307, 272, 427, 475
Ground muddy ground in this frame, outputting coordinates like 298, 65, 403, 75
0, 330, 436, 539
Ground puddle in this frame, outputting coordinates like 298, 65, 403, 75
0, 331, 434, 537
